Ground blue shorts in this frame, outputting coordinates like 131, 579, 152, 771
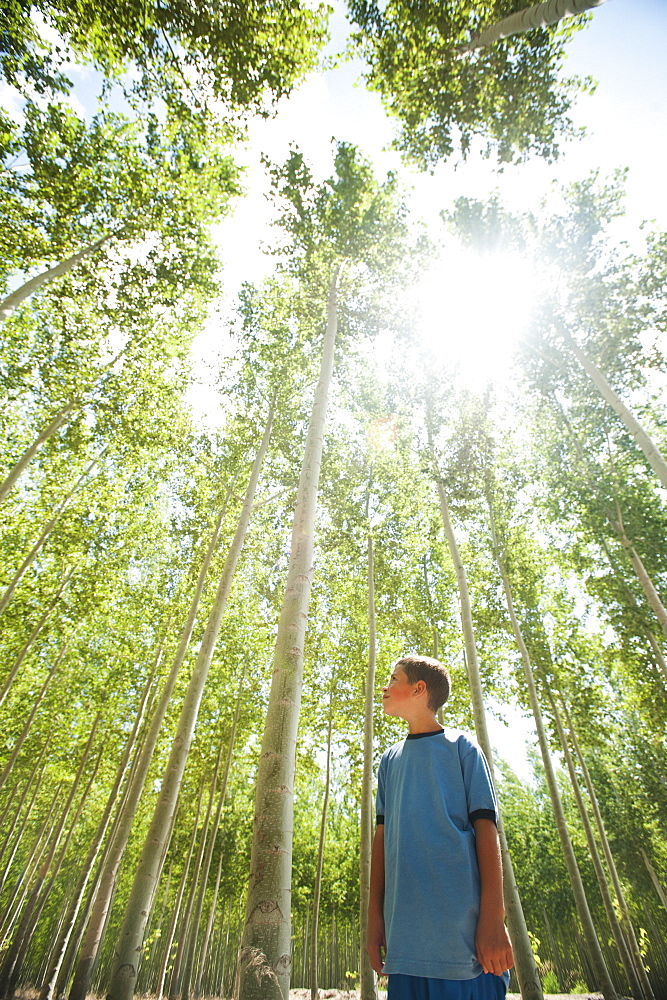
387, 972, 509, 1000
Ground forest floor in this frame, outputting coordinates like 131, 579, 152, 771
290, 991, 604, 1000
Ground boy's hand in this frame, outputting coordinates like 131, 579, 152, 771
473, 818, 513, 976
366, 912, 386, 973
475, 913, 514, 976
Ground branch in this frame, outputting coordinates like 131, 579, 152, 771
461, 0, 608, 53
0, 232, 118, 320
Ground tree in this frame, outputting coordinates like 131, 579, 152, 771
239, 143, 419, 1000
1, 0, 328, 121
425, 386, 543, 1000
0, 104, 238, 318
348, 0, 600, 167
486, 488, 617, 1000
105, 402, 275, 1000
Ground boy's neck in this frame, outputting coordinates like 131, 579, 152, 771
406, 712, 444, 735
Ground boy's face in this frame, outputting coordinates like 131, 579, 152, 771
382, 666, 417, 718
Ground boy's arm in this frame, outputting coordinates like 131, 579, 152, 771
473, 818, 514, 975
366, 824, 386, 974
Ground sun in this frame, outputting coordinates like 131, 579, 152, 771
414, 244, 540, 387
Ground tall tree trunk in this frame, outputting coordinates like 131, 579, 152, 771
310, 703, 333, 1000
557, 325, 667, 491
38, 669, 156, 1000
644, 629, 667, 687
487, 503, 617, 1000
613, 509, 667, 639
359, 518, 377, 1000
546, 689, 644, 998
8, 749, 104, 998
130, 801, 180, 1000
0, 234, 116, 319
0, 321, 156, 504
181, 669, 246, 1000
238, 269, 341, 1000
169, 760, 222, 1000
0, 647, 67, 793
0, 404, 77, 505
193, 843, 225, 997
597, 532, 667, 690
541, 909, 567, 992
156, 790, 205, 1000
0, 567, 75, 709
422, 554, 440, 658
139, 862, 173, 994
0, 782, 63, 948
0, 453, 103, 617
552, 396, 667, 686
462, 0, 607, 52
67, 495, 236, 1000
560, 699, 655, 999
106, 401, 275, 1000
0, 745, 49, 894
640, 850, 667, 914
431, 461, 543, 1000
0, 719, 99, 999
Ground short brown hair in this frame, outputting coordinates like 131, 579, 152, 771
396, 655, 451, 712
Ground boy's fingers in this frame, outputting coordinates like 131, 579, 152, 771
370, 954, 383, 974
477, 947, 513, 977
366, 941, 384, 974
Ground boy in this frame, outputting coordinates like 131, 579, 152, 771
367, 655, 513, 1000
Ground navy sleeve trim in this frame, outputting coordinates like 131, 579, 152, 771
470, 808, 497, 825
376, 815, 385, 825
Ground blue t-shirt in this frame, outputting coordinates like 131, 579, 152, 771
376, 728, 498, 980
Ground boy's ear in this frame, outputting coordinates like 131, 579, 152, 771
414, 680, 427, 697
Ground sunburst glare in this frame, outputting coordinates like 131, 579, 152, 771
414, 244, 541, 387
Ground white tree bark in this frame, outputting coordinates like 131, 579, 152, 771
551, 398, 667, 686
38, 673, 154, 1000
561, 699, 656, 999
0, 235, 114, 320
359, 523, 378, 1000
0, 322, 160, 505
239, 269, 341, 1000
193, 856, 223, 997
558, 326, 667, 492
106, 402, 275, 1000
9, 750, 104, 997
0, 645, 67, 792
431, 462, 543, 1000
181, 670, 246, 1000
463, 0, 607, 52
156, 789, 205, 1000
487, 508, 617, 1000
640, 850, 667, 914
547, 691, 645, 998
310, 703, 333, 1000
68, 488, 238, 1000
169, 769, 219, 1000
614, 513, 667, 639
0, 719, 99, 999
0, 779, 61, 947
644, 629, 667, 687
0, 404, 77, 505
0, 746, 48, 897
0, 567, 75, 709
0, 451, 104, 617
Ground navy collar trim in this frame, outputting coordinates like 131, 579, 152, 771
406, 728, 444, 740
